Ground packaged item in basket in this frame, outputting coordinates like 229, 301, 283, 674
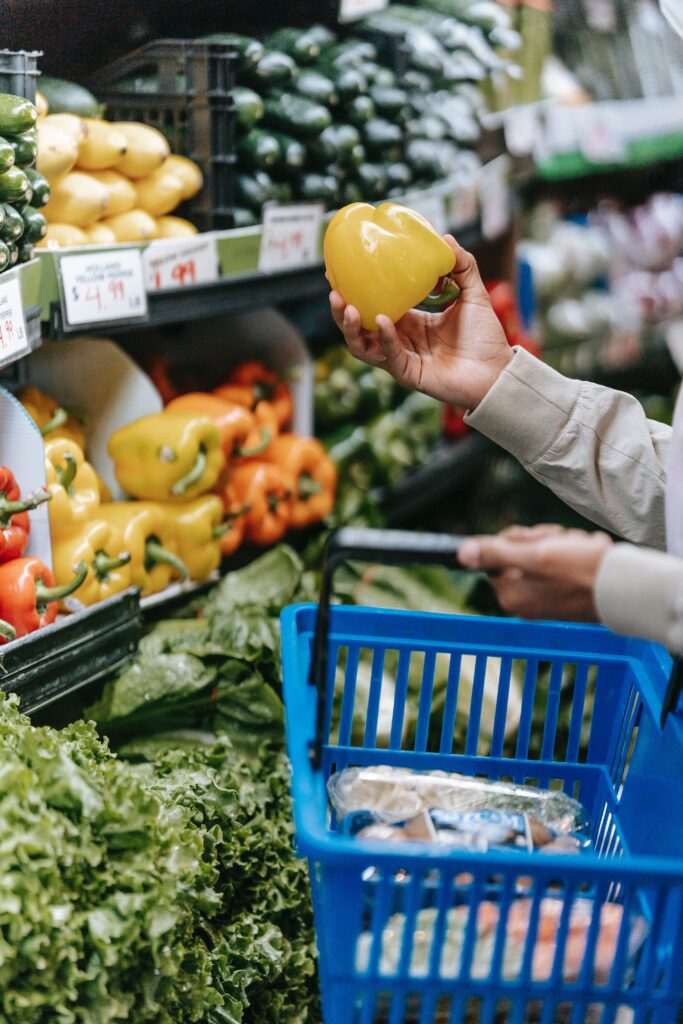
329, 765, 589, 837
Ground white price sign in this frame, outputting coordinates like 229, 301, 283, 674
480, 159, 511, 241
61, 249, 148, 327
144, 234, 219, 291
258, 203, 324, 273
339, 0, 388, 22
0, 275, 29, 363
407, 194, 447, 236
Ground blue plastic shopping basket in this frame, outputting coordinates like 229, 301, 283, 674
281, 529, 683, 1024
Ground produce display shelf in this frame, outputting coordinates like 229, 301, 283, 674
0, 260, 44, 371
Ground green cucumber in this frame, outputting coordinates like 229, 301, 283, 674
386, 162, 414, 191
270, 132, 305, 172
237, 129, 281, 170
232, 87, 264, 128
7, 128, 38, 168
236, 171, 278, 210
204, 33, 264, 70
355, 163, 388, 201
232, 206, 259, 228
6, 241, 18, 266
18, 240, 35, 263
348, 143, 366, 169
38, 77, 99, 117
25, 168, 50, 207
295, 70, 338, 107
406, 139, 460, 180
244, 51, 297, 88
264, 93, 332, 138
0, 137, 14, 174
0, 240, 10, 272
363, 118, 403, 160
0, 95, 37, 136
266, 26, 335, 64
405, 115, 448, 141
310, 124, 361, 167
298, 173, 338, 205
368, 86, 410, 117
324, 66, 368, 99
0, 204, 25, 242
347, 95, 375, 126
326, 42, 378, 70
404, 70, 433, 92
21, 205, 47, 243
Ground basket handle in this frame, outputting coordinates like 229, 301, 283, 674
309, 527, 467, 768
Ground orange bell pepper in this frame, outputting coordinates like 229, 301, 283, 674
228, 462, 294, 546
165, 393, 270, 461
215, 360, 294, 429
213, 479, 252, 557
264, 434, 337, 529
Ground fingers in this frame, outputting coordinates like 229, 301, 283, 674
329, 293, 389, 368
500, 524, 565, 541
329, 290, 345, 332
459, 534, 545, 573
444, 236, 491, 304
375, 315, 408, 368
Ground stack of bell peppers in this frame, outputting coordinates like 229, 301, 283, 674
109, 359, 337, 563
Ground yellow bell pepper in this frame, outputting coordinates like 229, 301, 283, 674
108, 413, 225, 502
97, 502, 188, 597
159, 495, 225, 581
52, 518, 132, 608
18, 385, 86, 449
44, 438, 100, 539
324, 201, 458, 331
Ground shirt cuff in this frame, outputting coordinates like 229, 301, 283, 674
595, 543, 683, 652
465, 347, 581, 465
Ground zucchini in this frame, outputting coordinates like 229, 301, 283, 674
385, 162, 413, 191
0, 137, 14, 175
264, 93, 332, 138
0, 204, 24, 242
347, 95, 375, 126
7, 128, 38, 168
266, 26, 335, 64
298, 173, 338, 205
25, 168, 51, 208
0, 167, 30, 204
326, 42, 378, 70
368, 66, 397, 89
232, 87, 264, 128
244, 51, 297, 88
310, 124, 361, 167
324, 67, 369, 99
237, 129, 281, 170
295, 70, 338, 107
232, 206, 259, 228
18, 240, 35, 263
6, 241, 18, 266
355, 163, 388, 201
204, 34, 264, 70
406, 139, 460, 180
403, 70, 433, 92
349, 143, 366, 169
270, 132, 305, 172
0, 94, 37, 136
21, 205, 48, 243
405, 115, 448, 141
368, 86, 410, 117
0, 205, 4, 232
38, 77, 99, 118
0, 241, 10, 273
236, 171, 278, 210
363, 118, 403, 160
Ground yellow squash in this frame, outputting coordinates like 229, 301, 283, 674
44, 171, 110, 227
37, 223, 88, 248
163, 155, 203, 199
156, 215, 198, 238
100, 209, 158, 242
134, 166, 184, 217
114, 122, 170, 179
36, 121, 78, 181
83, 223, 117, 245
42, 113, 87, 146
77, 118, 129, 171
87, 169, 137, 216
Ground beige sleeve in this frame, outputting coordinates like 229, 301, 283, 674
465, 347, 671, 549
596, 544, 683, 652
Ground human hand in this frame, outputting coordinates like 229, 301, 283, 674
458, 525, 613, 622
328, 235, 512, 410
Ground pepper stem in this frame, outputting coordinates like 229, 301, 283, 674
171, 447, 207, 496
144, 537, 189, 581
236, 428, 270, 459
420, 274, 461, 310
253, 382, 274, 404
212, 522, 232, 538
0, 619, 16, 642
40, 407, 68, 436
35, 559, 88, 608
0, 488, 52, 526
298, 472, 323, 500
213, 503, 252, 537
267, 491, 290, 513
55, 454, 77, 492
93, 549, 132, 581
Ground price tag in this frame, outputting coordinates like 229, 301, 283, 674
480, 159, 511, 241
407, 194, 447, 236
0, 274, 29, 364
449, 184, 479, 230
580, 112, 626, 163
61, 249, 148, 327
339, 0, 388, 22
258, 203, 324, 273
143, 234, 219, 291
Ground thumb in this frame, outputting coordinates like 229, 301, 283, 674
444, 236, 491, 304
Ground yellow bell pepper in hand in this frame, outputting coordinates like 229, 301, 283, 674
44, 438, 100, 539
324, 202, 458, 331
160, 495, 225, 581
18, 385, 86, 449
52, 518, 132, 608
97, 502, 188, 596
108, 413, 225, 501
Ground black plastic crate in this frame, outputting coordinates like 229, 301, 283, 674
87, 39, 238, 232
0, 49, 41, 102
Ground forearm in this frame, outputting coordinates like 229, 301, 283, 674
596, 544, 683, 653
466, 348, 671, 548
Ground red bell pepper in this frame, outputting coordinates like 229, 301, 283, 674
0, 467, 52, 562
0, 556, 88, 638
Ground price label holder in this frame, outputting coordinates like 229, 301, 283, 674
0, 270, 29, 368
479, 157, 511, 242
143, 234, 219, 292
258, 203, 324, 274
59, 247, 148, 329
339, 0, 388, 22
406, 193, 447, 236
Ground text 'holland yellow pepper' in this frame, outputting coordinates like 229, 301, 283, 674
324, 202, 457, 331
